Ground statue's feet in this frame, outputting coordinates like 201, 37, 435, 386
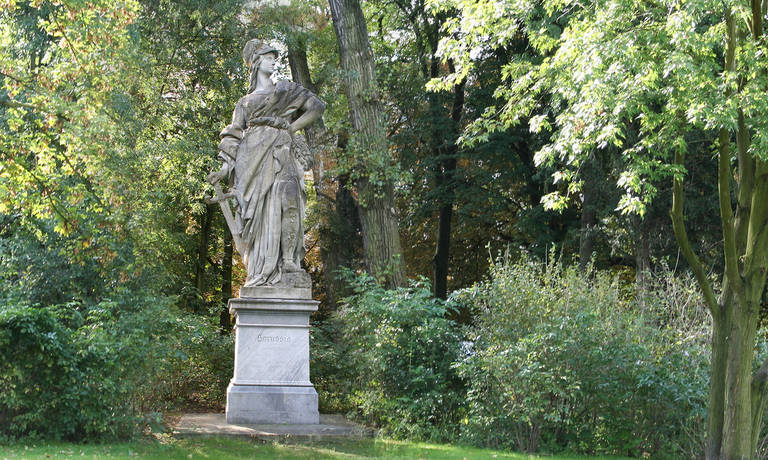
282, 260, 301, 273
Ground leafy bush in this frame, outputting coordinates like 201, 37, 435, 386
0, 216, 234, 440
311, 317, 357, 414
0, 293, 170, 441
453, 256, 709, 458
146, 313, 233, 412
0, 298, 233, 442
320, 274, 466, 441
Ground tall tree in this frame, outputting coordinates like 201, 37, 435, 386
434, 0, 768, 456
328, 0, 405, 288
372, 0, 466, 298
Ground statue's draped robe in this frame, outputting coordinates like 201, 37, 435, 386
219, 81, 320, 286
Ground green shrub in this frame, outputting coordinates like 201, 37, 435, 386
327, 274, 466, 441
310, 259, 709, 456
0, 217, 234, 434
311, 317, 357, 414
0, 303, 93, 441
146, 313, 233, 412
0, 290, 224, 441
453, 256, 708, 458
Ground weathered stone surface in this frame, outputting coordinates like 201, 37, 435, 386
226, 296, 319, 425
239, 279, 311, 299
228, 296, 319, 313
208, 39, 325, 426
173, 413, 375, 440
227, 385, 318, 425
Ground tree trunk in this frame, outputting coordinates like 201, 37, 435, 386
356, 179, 403, 288
219, 230, 232, 333
706, 299, 728, 460
195, 203, 214, 312
578, 156, 598, 271
392, 10, 464, 298
578, 206, 595, 271
324, 172, 361, 307
635, 221, 650, 280
722, 307, 759, 458
716, 9, 768, 457
287, 38, 361, 307
433, 196, 453, 299
678, 145, 768, 460
287, 43, 316, 93
633, 214, 651, 309
431, 60, 464, 300
671, 8, 768, 457
329, 0, 405, 288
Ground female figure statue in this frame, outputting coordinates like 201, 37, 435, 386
208, 40, 325, 287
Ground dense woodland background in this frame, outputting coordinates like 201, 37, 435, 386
2, 0, 768, 459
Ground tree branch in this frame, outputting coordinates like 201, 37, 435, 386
315, 190, 337, 203
51, 14, 84, 70
751, 354, 768, 452
0, 97, 35, 110
752, 0, 763, 39
742, 160, 768, 284
735, 109, 753, 255
718, 128, 745, 305
719, 9, 746, 306
670, 149, 719, 316
12, 158, 75, 232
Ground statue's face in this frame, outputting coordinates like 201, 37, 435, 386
258, 53, 276, 75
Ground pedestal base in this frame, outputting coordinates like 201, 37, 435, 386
225, 289, 319, 425
226, 384, 319, 425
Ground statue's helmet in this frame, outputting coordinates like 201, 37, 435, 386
243, 39, 279, 68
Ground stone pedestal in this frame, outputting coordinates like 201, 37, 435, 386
226, 286, 319, 425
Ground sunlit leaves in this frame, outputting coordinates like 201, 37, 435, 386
429, 0, 766, 215
1, 0, 140, 234
1, 0, 250, 296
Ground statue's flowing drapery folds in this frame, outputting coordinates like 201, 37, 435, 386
218, 80, 324, 287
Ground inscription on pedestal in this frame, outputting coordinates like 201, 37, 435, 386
258, 335, 291, 343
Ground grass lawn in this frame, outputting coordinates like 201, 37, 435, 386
0, 437, 636, 460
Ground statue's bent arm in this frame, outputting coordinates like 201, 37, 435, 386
288, 97, 326, 135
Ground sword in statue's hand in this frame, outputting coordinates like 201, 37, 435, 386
205, 182, 246, 256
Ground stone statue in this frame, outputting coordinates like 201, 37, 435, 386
207, 39, 325, 288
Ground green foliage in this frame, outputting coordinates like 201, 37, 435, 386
427, 0, 723, 212
0, 291, 233, 442
0, 216, 232, 440
147, 314, 234, 411
453, 256, 708, 457
365, 3, 580, 286
0, 295, 170, 441
1, 0, 250, 313
0, 0, 729, 453
311, 316, 356, 413
311, 259, 710, 456
318, 273, 466, 441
